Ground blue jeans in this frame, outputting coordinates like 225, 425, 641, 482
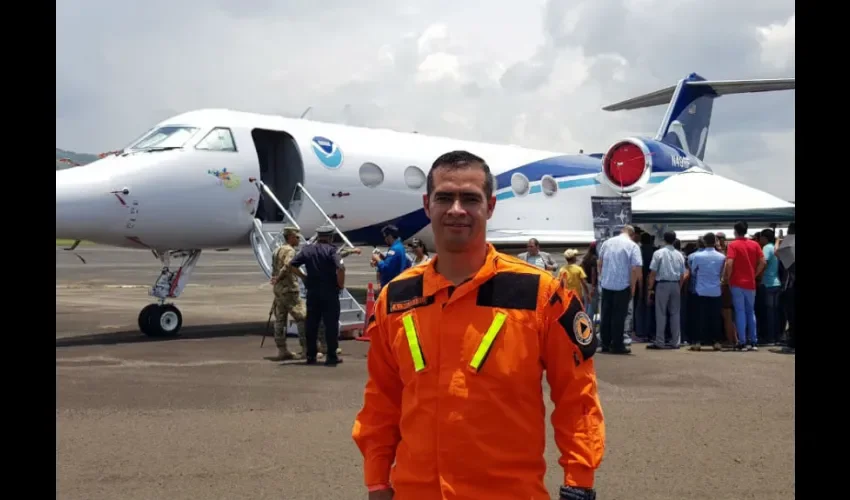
731, 286, 757, 345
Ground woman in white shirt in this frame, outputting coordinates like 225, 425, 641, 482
408, 238, 432, 266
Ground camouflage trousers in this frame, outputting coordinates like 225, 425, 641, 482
273, 292, 330, 354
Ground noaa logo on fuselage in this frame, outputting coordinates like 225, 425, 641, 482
311, 136, 344, 169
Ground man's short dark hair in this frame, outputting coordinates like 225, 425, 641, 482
787, 222, 795, 235
427, 150, 494, 199
760, 228, 775, 243
733, 221, 748, 236
381, 224, 399, 239
640, 232, 652, 245
663, 231, 676, 245
703, 232, 716, 247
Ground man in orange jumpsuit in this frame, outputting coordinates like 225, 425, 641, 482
352, 150, 606, 500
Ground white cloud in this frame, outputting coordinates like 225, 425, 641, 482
757, 14, 795, 70
56, 0, 795, 200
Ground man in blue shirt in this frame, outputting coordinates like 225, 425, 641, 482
371, 224, 411, 287
597, 225, 642, 354
688, 232, 726, 351
646, 231, 686, 349
758, 228, 782, 344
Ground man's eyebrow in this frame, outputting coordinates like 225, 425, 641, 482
433, 189, 483, 197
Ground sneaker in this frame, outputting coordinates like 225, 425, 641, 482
689, 344, 701, 351
713, 342, 722, 351
747, 344, 758, 351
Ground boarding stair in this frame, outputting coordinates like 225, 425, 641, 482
248, 180, 367, 337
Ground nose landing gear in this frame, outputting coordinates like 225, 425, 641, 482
138, 249, 201, 338
138, 303, 184, 337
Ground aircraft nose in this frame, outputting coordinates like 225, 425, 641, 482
56, 165, 126, 242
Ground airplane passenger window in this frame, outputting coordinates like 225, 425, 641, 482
404, 166, 426, 190
195, 127, 237, 152
511, 173, 530, 196
541, 175, 558, 197
129, 126, 200, 150
359, 162, 384, 188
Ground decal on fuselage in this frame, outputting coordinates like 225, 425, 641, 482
208, 168, 241, 189
311, 136, 344, 169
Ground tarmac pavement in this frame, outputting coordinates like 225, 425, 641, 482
56, 245, 795, 500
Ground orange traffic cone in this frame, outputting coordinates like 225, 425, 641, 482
356, 283, 376, 341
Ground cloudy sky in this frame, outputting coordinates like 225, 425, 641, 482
56, 0, 795, 200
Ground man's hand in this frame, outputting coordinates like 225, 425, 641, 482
352, 247, 362, 255
368, 488, 394, 499
371, 254, 381, 266
269, 277, 278, 285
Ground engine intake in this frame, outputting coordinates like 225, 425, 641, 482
601, 138, 653, 193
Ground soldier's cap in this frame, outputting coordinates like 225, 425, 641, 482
315, 224, 336, 236
281, 226, 301, 237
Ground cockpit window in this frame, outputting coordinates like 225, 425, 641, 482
195, 127, 237, 152
128, 126, 200, 151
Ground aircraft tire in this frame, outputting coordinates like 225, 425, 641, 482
138, 304, 159, 336
143, 304, 183, 337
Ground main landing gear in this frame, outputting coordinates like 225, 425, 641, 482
138, 249, 201, 337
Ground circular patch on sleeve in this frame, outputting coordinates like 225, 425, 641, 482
572, 311, 594, 346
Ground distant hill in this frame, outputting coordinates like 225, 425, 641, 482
56, 148, 99, 170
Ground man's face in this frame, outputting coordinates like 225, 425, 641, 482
423, 165, 495, 253
285, 233, 299, 246
526, 241, 539, 255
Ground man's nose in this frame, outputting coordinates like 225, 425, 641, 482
447, 199, 465, 214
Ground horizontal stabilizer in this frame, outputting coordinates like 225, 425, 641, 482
602, 78, 795, 112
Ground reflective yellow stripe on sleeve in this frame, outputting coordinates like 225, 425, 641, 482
469, 312, 507, 372
401, 314, 426, 372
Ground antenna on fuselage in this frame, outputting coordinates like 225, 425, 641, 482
300, 106, 312, 119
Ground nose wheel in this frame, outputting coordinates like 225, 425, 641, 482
138, 303, 183, 337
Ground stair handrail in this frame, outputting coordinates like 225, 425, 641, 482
295, 182, 355, 249
251, 179, 301, 231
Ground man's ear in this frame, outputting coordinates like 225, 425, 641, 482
422, 193, 431, 219
486, 195, 496, 220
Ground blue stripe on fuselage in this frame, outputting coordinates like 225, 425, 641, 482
495, 173, 666, 201
493, 152, 683, 189
342, 153, 678, 246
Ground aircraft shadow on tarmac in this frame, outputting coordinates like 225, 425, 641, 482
55, 322, 272, 348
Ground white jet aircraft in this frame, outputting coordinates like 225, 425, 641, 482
56, 72, 794, 337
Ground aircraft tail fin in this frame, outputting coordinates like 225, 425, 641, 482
602, 74, 795, 160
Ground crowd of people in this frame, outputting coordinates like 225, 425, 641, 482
385, 221, 797, 358
570, 222, 796, 355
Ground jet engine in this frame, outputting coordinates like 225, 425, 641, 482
600, 137, 698, 194
600, 138, 654, 193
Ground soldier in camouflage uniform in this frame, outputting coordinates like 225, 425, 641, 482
265, 226, 306, 361
301, 243, 362, 359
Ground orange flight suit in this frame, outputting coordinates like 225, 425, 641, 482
352, 244, 605, 499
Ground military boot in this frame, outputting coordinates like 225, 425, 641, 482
265, 346, 296, 362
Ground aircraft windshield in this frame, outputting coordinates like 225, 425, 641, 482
127, 125, 200, 151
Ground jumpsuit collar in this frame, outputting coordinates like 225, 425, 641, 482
421, 243, 500, 302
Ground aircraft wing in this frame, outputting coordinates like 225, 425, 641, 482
631, 168, 794, 225
486, 228, 597, 246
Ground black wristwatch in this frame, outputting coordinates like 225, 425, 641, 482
560, 485, 597, 500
